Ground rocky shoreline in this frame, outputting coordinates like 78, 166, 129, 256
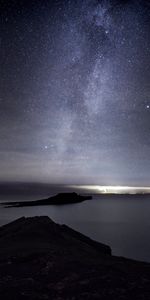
0, 216, 150, 299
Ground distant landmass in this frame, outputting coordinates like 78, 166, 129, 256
0, 216, 150, 299
1, 192, 92, 207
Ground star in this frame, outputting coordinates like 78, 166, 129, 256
0, 0, 150, 186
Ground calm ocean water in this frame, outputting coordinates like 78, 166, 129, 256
0, 193, 150, 263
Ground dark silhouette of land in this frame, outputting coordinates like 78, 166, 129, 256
0, 216, 150, 299
1, 192, 92, 207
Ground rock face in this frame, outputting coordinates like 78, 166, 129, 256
0, 217, 150, 299
2, 192, 92, 207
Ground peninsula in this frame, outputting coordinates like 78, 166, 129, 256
2, 192, 92, 207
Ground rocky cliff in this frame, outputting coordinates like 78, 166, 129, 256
0, 216, 150, 299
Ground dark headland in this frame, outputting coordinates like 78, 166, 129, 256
0, 216, 150, 299
2, 192, 92, 207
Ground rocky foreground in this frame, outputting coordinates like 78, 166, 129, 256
0, 217, 150, 299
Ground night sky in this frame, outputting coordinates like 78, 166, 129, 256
0, 0, 150, 186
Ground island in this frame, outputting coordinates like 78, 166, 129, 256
0, 216, 150, 299
1, 192, 92, 207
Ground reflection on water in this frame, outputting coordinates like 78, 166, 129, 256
1, 194, 150, 262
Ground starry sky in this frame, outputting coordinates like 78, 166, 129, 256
0, 0, 150, 186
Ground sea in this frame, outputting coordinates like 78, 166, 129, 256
0, 185, 150, 263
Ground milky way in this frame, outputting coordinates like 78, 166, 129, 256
0, 0, 150, 185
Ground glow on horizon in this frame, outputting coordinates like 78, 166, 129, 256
70, 185, 150, 194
